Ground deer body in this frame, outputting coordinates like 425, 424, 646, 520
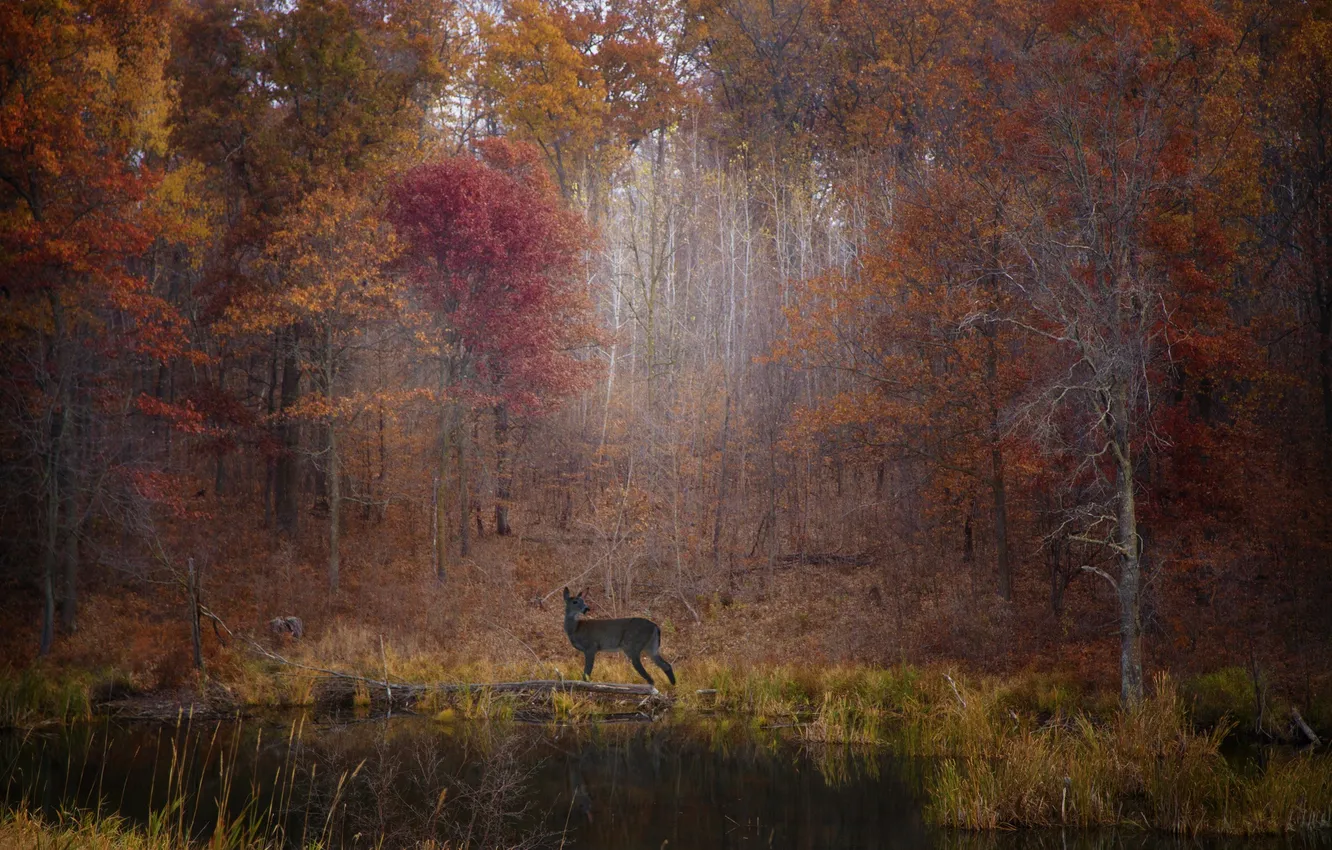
562, 588, 676, 689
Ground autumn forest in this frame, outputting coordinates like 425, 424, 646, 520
3, 0, 1332, 726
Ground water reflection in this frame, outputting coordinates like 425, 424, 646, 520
1, 714, 1321, 850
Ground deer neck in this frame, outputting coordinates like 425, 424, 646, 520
564, 611, 582, 640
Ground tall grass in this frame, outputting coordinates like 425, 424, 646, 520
926, 674, 1332, 834
677, 663, 1331, 835
0, 807, 213, 850
2, 711, 366, 850
0, 666, 93, 728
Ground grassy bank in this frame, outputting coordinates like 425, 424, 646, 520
227, 644, 1332, 834
0, 665, 93, 728
923, 675, 1331, 833
0, 808, 188, 850
4, 650, 1330, 837
0, 808, 288, 850
0, 807, 512, 849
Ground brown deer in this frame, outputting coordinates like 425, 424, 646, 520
562, 587, 675, 690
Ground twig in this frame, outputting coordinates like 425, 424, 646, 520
380, 635, 392, 707
944, 673, 967, 708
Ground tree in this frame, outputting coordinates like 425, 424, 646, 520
170, 0, 457, 537
220, 187, 403, 591
1265, 11, 1332, 450
996, 0, 1250, 703
0, 0, 194, 652
390, 139, 596, 562
781, 166, 1026, 602
482, 0, 685, 204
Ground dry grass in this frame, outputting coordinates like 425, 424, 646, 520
0, 808, 200, 850
0, 807, 542, 849
926, 674, 1332, 834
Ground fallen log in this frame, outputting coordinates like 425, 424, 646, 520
1291, 707, 1322, 747
371, 679, 658, 704
440, 680, 656, 695
310, 673, 664, 711
230, 616, 663, 710
379, 679, 659, 705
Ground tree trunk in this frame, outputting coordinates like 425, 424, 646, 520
312, 429, 329, 515
1318, 199, 1332, 445
263, 340, 278, 529
431, 472, 441, 582
459, 416, 471, 557
325, 329, 340, 593
985, 328, 1012, 601
276, 328, 301, 536
328, 422, 340, 592
991, 443, 1011, 601
435, 355, 452, 582
40, 428, 59, 654
59, 397, 78, 633
1049, 541, 1064, 616
44, 296, 71, 650
60, 494, 78, 633
494, 402, 512, 536
1112, 378, 1144, 705
187, 558, 203, 671
40, 569, 55, 656
1317, 280, 1331, 443
713, 393, 732, 578
376, 402, 387, 523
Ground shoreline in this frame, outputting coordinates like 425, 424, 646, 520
3, 663, 1329, 837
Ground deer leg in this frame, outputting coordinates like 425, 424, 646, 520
625, 650, 655, 687
650, 653, 676, 686
583, 649, 596, 681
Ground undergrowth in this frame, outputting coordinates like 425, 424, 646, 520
926, 674, 1332, 834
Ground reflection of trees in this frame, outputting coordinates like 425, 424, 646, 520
548, 721, 928, 848
7, 715, 948, 849
935, 829, 1241, 850
292, 720, 553, 849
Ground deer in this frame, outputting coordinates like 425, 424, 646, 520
562, 587, 675, 691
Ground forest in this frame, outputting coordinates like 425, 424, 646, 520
3, 0, 1332, 793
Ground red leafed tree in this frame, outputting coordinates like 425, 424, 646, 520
389, 139, 597, 572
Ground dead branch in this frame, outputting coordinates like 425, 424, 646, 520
1291, 707, 1322, 747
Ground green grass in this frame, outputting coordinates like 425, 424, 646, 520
0, 665, 94, 728
1182, 666, 1260, 731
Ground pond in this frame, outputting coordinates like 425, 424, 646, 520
0, 711, 1318, 850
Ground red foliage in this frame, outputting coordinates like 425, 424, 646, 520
389, 140, 599, 414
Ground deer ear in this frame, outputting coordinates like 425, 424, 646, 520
562, 587, 570, 600
579, 587, 588, 599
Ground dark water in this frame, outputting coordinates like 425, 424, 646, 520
0, 712, 1321, 850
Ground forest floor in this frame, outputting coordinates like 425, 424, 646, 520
3, 514, 1331, 735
